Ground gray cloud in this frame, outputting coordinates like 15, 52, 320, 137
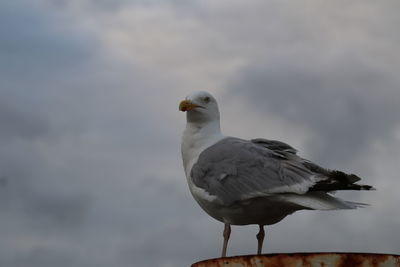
229, 56, 400, 166
24, 194, 90, 230
0, 2, 95, 77
0, 101, 50, 141
0, 1, 188, 266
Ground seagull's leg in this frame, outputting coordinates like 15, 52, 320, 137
221, 223, 231, 258
256, 224, 265, 255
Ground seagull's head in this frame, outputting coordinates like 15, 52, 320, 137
179, 91, 220, 124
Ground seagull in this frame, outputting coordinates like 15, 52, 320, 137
179, 91, 374, 258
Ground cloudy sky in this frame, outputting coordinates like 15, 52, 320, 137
1, 0, 399, 266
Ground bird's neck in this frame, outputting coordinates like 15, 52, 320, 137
186, 118, 221, 134
181, 120, 224, 176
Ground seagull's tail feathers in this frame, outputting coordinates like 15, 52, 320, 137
343, 200, 370, 208
281, 192, 369, 210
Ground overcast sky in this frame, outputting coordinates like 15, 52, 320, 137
1, 0, 399, 266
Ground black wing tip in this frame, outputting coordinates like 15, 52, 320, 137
309, 182, 376, 192
330, 170, 361, 183
359, 184, 376, 191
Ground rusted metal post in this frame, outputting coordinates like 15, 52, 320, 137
192, 253, 400, 267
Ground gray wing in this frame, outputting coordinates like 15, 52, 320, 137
190, 137, 318, 205
191, 137, 373, 206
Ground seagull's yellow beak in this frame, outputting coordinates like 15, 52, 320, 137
179, 100, 201, 112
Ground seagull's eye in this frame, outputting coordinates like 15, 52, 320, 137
203, 96, 211, 103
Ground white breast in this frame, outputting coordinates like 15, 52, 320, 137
181, 122, 224, 203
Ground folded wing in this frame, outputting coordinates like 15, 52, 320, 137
190, 137, 373, 206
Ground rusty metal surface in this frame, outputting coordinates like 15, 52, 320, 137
192, 253, 400, 267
